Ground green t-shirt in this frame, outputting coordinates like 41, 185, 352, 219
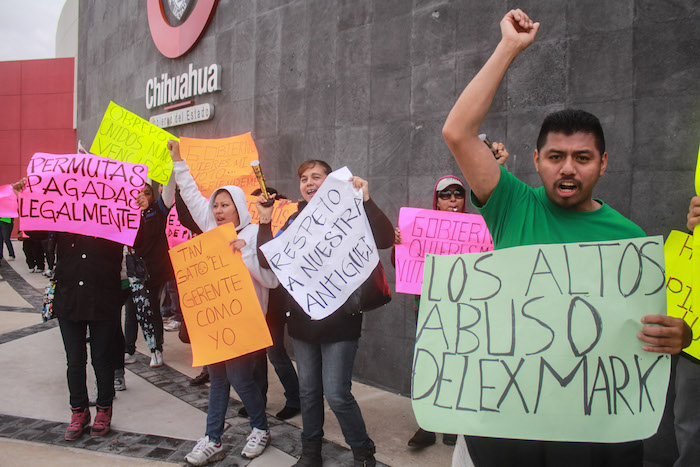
473, 166, 645, 249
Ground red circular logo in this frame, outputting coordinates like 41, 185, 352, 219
147, 0, 219, 58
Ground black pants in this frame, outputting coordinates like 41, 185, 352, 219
22, 238, 44, 269
58, 317, 116, 408
466, 436, 643, 467
0, 220, 14, 258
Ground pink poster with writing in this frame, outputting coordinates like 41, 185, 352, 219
0, 184, 18, 218
18, 153, 147, 246
166, 205, 194, 248
395, 207, 494, 295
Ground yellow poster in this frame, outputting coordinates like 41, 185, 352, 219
90, 101, 176, 185
169, 223, 272, 366
664, 230, 700, 359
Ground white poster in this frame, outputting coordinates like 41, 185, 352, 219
260, 167, 379, 320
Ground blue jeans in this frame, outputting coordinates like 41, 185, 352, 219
293, 338, 372, 448
266, 307, 300, 408
160, 279, 182, 321
206, 351, 268, 442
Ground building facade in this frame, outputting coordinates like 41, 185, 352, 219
76, 0, 700, 394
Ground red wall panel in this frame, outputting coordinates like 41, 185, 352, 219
21, 58, 74, 95
0, 95, 21, 130
21, 93, 74, 130
0, 61, 21, 96
21, 129, 77, 165
0, 130, 21, 165
1, 58, 75, 238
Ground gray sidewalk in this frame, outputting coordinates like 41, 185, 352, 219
0, 239, 456, 466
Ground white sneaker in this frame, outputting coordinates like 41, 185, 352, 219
241, 428, 270, 458
114, 376, 126, 391
164, 320, 181, 332
42, 268, 52, 276
30, 266, 39, 273
124, 352, 136, 364
185, 435, 225, 465
149, 350, 163, 368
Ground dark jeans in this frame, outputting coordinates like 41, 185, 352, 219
293, 338, 372, 448
465, 436, 643, 467
206, 351, 269, 441
0, 220, 14, 259
160, 279, 182, 321
123, 287, 138, 355
41, 233, 56, 269
266, 307, 300, 409
58, 317, 116, 408
112, 287, 131, 377
22, 237, 44, 269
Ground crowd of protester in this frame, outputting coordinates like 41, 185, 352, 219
4, 8, 699, 467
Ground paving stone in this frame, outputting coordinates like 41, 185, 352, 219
157, 436, 186, 450
144, 446, 177, 460
11, 428, 44, 441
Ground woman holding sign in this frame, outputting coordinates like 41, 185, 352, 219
395, 144, 509, 450
256, 160, 395, 467
12, 178, 122, 441
168, 140, 279, 464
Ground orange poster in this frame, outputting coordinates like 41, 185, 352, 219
180, 133, 259, 198
245, 196, 299, 235
169, 223, 272, 366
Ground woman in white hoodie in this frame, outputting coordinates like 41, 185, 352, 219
167, 140, 279, 465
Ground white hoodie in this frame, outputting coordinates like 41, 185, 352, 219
172, 160, 279, 313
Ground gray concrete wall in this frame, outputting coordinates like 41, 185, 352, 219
77, 0, 700, 395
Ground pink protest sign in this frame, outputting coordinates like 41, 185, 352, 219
166, 205, 194, 248
395, 207, 494, 295
0, 185, 18, 218
18, 153, 147, 246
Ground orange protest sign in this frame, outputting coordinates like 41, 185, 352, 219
179, 134, 259, 198
169, 223, 272, 366
245, 196, 299, 235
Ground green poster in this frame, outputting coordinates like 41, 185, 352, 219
412, 236, 670, 442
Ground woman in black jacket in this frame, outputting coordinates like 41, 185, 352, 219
257, 160, 394, 467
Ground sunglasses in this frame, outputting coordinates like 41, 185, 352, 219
438, 189, 465, 200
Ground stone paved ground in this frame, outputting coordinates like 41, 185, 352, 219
0, 254, 396, 466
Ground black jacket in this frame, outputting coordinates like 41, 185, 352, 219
259, 198, 394, 343
53, 233, 123, 321
132, 197, 175, 283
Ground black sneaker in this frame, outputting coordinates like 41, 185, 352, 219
275, 405, 300, 420
443, 433, 457, 445
408, 428, 436, 448
189, 371, 209, 386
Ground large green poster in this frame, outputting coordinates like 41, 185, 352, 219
412, 236, 670, 442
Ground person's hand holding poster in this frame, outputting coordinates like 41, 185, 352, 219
18, 153, 146, 245
169, 223, 272, 366
412, 236, 670, 443
179, 134, 259, 198
664, 230, 700, 359
90, 101, 176, 185
260, 167, 379, 320
246, 195, 298, 235
396, 207, 493, 294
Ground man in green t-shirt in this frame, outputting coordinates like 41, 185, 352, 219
441, 8, 691, 467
